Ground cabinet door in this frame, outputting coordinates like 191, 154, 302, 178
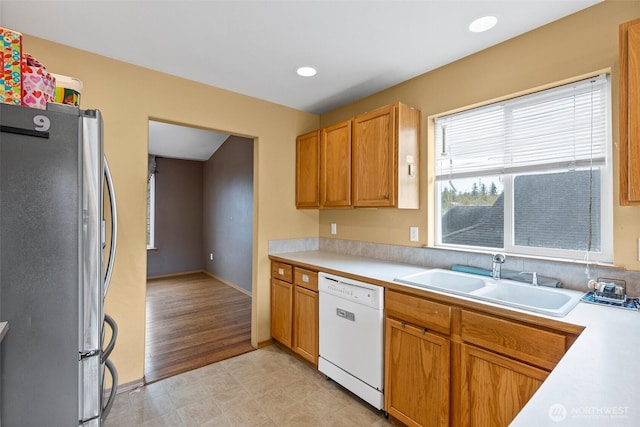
293, 286, 318, 365
460, 344, 548, 427
296, 130, 320, 208
620, 18, 640, 204
271, 278, 293, 347
352, 104, 397, 207
385, 318, 450, 427
321, 120, 352, 207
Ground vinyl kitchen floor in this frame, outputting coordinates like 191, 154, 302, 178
104, 343, 392, 427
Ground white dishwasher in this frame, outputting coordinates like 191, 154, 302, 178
318, 272, 384, 410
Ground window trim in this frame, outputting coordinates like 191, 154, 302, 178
430, 72, 613, 263
147, 173, 156, 250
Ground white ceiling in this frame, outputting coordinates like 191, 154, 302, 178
1, 0, 601, 115
1, 0, 602, 161
148, 121, 229, 161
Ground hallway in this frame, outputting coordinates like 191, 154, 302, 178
145, 272, 253, 383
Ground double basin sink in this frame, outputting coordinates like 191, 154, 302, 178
394, 269, 584, 317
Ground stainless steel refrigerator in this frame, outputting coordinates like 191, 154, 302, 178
0, 102, 118, 426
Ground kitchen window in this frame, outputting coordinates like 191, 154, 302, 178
434, 74, 612, 262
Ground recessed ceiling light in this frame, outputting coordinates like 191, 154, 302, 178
469, 15, 498, 33
297, 66, 317, 77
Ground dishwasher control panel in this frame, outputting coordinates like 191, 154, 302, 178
319, 272, 384, 309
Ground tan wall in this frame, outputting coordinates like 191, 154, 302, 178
21, 35, 319, 385
318, 0, 640, 271
18, 0, 640, 386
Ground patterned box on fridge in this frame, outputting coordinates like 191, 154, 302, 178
21, 53, 56, 109
1, 27, 23, 105
51, 72, 83, 107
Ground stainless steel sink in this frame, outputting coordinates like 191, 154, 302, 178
394, 269, 583, 317
394, 269, 487, 294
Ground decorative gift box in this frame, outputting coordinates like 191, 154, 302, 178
1, 27, 23, 105
22, 53, 56, 109
51, 72, 83, 107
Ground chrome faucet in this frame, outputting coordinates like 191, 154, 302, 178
519, 271, 539, 286
492, 253, 506, 280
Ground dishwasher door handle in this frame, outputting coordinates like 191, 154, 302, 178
336, 308, 356, 322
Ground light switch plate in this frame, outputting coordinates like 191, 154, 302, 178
410, 226, 419, 242
331, 223, 337, 235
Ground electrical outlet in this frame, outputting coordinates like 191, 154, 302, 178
331, 223, 337, 235
410, 226, 419, 242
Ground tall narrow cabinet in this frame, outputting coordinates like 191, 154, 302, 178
620, 18, 640, 205
295, 130, 320, 208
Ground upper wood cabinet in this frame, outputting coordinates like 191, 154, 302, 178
620, 18, 640, 205
295, 130, 320, 208
294, 101, 420, 209
352, 102, 420, 208
320, 120, 351, 207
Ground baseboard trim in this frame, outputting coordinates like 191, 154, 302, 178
147, 270, 203, 280
147, 270, 252, 298
106, 378, 145, 395
257, 338, 274, 348
203, 271, 252, 297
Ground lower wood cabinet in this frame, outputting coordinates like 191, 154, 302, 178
293, 285, 318, 364
270, 278, 293, 348
385, 317, 450, 427
459, 344, 548, 427
270, 264, 580, 426
270, 262, 319, 366
384, 289, 578, 427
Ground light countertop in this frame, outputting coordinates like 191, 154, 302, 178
270, 250, 640, 426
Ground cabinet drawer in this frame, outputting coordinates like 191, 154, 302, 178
386, 290, 451, 335
271, 262, 293, 283
461, 310, 567, 370
294, 267, 318, 291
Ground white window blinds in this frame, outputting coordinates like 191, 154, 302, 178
435, 75, 609, 180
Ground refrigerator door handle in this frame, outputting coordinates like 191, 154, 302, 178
104, 156, 118, 296
101, 359, 118, 423
0, 124, 50, 138
101, 314, 118, 363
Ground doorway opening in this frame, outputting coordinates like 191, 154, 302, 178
145, 120, 255, 383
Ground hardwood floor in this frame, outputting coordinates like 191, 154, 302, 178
145, 272, 254, 384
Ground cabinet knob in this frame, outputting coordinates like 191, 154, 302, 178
401, 322, 406, 329
302, 274, 309, 282
278, 268, 284, 275
422, 328, 427, 334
